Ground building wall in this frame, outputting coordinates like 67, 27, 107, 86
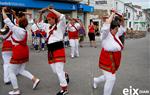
133, 7, 147, 31
81, 0, 95, 5
93, 0, 148, 31
94, 0, 125, 14
91, 0, 126, 32
114, 0, 125, 14
144, 9, 150, 31
94, 0, 114, 14
124, 5, 135, 29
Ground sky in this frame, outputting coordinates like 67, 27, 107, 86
125, 0, 150, 9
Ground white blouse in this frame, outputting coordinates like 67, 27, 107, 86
0, 31, 12, 41
101, 23, 124, 52
67, 23, 80, 32
43, 14, 66, 44
4, 18, 26, 45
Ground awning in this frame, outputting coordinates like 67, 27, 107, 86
78, 3, 94, 12
0, 0, 77, 10
0, 0, 94, 12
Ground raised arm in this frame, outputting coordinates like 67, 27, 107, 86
120, 16, 125, 27
2, 7, 8, 20
2, 7, 26, 40
116, 16, 126, 36
101, 12, 115, 40
77, 19, 85, 29
38, 12, 43, 23
105, 12, 115, 24
2, 7, 16, 30
39, 6, 61, 19
47, 7, 61, 18
11, 10, 18, 21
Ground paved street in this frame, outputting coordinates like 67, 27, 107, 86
0, 33, 150, 95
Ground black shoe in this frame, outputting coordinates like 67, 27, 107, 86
5, 81, 11, 85
65, 73, 69, 84
56, 90, 68, 95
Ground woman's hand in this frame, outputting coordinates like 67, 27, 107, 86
39, 8, 48, 13
48, 6, 54, 10
2, 7, 7, 12
2, 7, 9, 19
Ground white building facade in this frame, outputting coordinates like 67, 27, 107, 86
124, 3, 135, 29
83, 0, 147, 32
133, 6, 147, 31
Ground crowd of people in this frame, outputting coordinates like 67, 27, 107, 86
0, 6, 126, 95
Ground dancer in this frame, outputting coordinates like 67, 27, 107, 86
31, 19, 41, 51
0, 25, 12, 84
93, 10, 125, 95
2, 7, 40, 95
40, 30, 47, 51
66, 18, 80, 58
39, 7, 69, 95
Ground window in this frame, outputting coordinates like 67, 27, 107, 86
128, 13, 130, 19
129, 21, 132, 28
95, 0, 107, 5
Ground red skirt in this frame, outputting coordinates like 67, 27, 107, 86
2, 40, 12, 52
10, 45, 29, 64
48, 48, 66, 64
99, 48, 121, 74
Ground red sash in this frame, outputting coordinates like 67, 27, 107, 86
46, 24, 57, 43
68, 31, 78, 39
113, 35, 124, 50
35, 30, 41, 35
10, 32, 29, 64
68, 24, 79, 39
2, 32, 13, 52
41, 31, 46, 37
2, 40, 12, 52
